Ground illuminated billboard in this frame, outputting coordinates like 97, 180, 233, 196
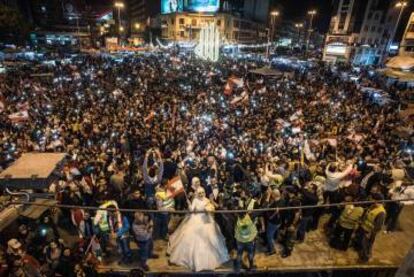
161, 0, 183, 14
184, 0, 220, 13
162, 0, 220, 14
326, 43, 347, 55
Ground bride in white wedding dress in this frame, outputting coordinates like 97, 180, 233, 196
167, 187, 230, 271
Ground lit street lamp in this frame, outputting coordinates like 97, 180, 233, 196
114, 2, 124, 31
306, 10, 317, 56
114, 2, 124, 45
270, 11, 280, 42
295, 23, 304, 48
266, 10, 280, 59
134, 23, 141, 30
389, 1, 407, 50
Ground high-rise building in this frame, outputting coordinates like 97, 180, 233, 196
352, 0, 401, 65
127, 0, 161, 37
400, 12, 414, 57
323, 0, 401, 65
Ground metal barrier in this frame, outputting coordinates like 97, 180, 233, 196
7, 198, 414, 214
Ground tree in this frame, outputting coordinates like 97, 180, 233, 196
0, 4, 32, 45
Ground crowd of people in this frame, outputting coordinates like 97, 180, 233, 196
0, 50, 413, 276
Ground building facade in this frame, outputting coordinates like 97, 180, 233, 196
323, 0, 401, 65
160, 12, 267, 44
352, 0, 400, 65
127, 0, 161, 37
400, 12, 414, 57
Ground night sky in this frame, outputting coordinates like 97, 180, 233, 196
271, 0, 333, 32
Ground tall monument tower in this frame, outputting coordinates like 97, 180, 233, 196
195, 23, 220, 62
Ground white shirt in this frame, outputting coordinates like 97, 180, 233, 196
390, 182, 414, 205
324, 164, 353, 192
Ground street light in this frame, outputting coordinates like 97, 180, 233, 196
114, 2, 124, 8
271, 11, 280, 17
114, 2, 124, 30
114, 2, 124, 45
267, 10, 280, 59
134, 23, 141, 30
306, 10, 317, 56
395, 1, 408, 7
100, 26, 106, 36
390, 1, 407, 48
295, 23, 304, 48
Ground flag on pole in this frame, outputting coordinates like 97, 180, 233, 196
166, 176, 184, 198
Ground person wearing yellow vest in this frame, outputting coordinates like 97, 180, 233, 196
155, 184, 175, 240
234, 212, 258, 272
354, 193, 386, 262
329, 195, 364, 250
93, 200, 119, 254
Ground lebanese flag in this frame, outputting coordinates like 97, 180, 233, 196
230, 77, 244, 88
166, 176, 184, 198
224, 76, 244, 95
304, 140, 316, 162
324, 138, 337, 148
0, 100, 4, 113
230, 90, 249, 105
8, 110, 29, 123
347, 133, 363, 143
16, 101, 29, 110
224, 82, 232, 95
257, 86, 267, 94
144, 110, 155, 123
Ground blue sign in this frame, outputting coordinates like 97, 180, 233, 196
161, 0, 183, 14
185, 0, 220, 13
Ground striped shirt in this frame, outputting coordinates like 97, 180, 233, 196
132, 219, 152, 241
